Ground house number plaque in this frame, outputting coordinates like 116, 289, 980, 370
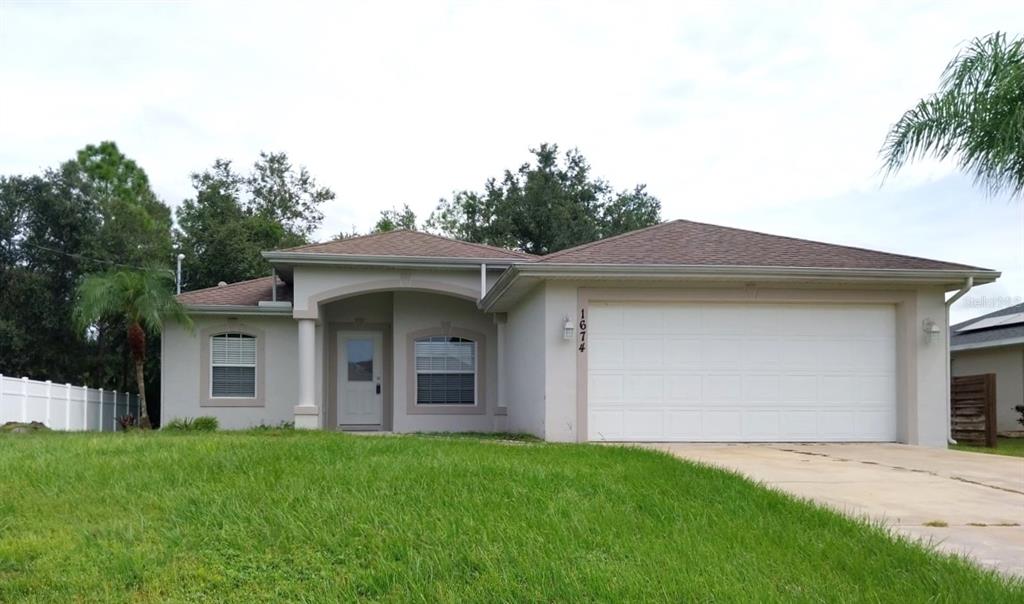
578, 308, 587, 353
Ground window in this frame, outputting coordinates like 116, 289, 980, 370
211, 333, 257, 398
414, 336, 475, 405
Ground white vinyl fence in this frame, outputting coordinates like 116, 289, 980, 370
0, 374, 140, 432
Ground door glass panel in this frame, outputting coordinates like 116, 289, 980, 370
346, 339, 373, 382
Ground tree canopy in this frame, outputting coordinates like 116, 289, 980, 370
882, 32, 1024, 198
174, 153, 335, 290
426, 144, 661, 255
373, 204, 417, 233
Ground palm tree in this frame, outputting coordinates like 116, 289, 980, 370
882, 32, 1024, 197
74, 268, 192, 429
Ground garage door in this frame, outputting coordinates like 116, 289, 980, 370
587, 302, 897, 442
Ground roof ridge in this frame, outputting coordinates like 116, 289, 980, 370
410, 229, 536, 259
537, 220, 681, 262
276, 229, 534, 259
276, 230, 398, 253
670, 218, 986, 271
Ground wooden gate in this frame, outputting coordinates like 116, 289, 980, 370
951, 374, 997, 447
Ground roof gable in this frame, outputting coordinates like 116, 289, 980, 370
537, 219, 990, 271
277, 230, 533, 261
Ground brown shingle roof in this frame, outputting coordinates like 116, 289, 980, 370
536, 219, 990, 271
277, 229, 533, 260
177, 276, 291, 307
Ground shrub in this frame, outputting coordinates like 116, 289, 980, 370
162, 416, 218, 432
118, 415, 137, 431
251, 420, 295, 431
191, 416, 219, 432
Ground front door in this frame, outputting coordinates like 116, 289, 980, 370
338, 331, 384, 426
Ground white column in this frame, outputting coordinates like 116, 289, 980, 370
294, 318, 320, 429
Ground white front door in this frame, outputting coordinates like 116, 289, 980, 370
338, 331, 384, 426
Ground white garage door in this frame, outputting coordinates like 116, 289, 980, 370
587, 302, 898, 442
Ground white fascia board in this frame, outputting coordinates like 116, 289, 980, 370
951, 336, 1024, 352
480, 264, 1000, 312
184, 304, 295, 316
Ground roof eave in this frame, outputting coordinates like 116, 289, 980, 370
180, 304, 295, 316
951, 335, 1024, 352
263, 250, 526, 270
480, 264, 1000, 312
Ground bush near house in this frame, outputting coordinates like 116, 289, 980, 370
161, 416, 219, 432
0, 432, 1020, 602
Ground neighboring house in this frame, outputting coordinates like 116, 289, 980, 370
951, 303, 1024, 434
163, 220, 998, 446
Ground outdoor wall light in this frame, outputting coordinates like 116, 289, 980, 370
563, 318, 575, 341
922, 318, 941, 340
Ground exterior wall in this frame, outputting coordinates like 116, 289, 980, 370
952, 345, 1024, 433
161, 314, 298, 429
505, 283, 547, 438
391, 291, 500, 433
292, 265, 496, 319
519, 281, 953, 447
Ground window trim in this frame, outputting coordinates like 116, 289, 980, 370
199, 324, 266, 407
406, 326, 487, 415
209, 333, 258, 400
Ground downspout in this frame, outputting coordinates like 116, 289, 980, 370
480, 263, 487, 299
944, 277, 973, 445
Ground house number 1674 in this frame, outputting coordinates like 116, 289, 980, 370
578, 308, 587, 353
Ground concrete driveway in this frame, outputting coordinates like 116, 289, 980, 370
640, 443, 1024, 577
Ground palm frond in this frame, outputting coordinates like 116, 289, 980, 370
881, 31, 1024, 198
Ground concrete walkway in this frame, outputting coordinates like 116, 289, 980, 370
639, 443, 1024, 577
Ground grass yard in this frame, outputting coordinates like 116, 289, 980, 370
0, 432, 1021, 602
953, 437, 1024, 458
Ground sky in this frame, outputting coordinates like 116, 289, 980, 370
0, 0, 1021, 323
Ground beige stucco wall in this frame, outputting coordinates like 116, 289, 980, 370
390, 291, 500, 433
952, 345, 1024, 433
513, 281, 952, 446
161, 314, 298, 429
505, 283, 547, 438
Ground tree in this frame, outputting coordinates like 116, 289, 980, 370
427, 144, 661, 254
373, 204, 417, 232
174, 153, 335, 290
882, 32, 1024, 197
73, 268, 192, 428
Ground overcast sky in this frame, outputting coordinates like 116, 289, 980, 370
1, 1, 1021, 322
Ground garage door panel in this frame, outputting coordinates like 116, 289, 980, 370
624, 338, 664, 369
588, 302, 897, 442
666, 375, 701, 401
624, 375, 664, 402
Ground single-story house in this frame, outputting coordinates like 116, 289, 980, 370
951, 302, 1024, 434
162, 219, 998, 446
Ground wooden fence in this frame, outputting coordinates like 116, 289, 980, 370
0, 374, 139, 432
951, 374, 997, 447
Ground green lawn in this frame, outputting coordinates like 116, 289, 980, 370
0, 432, 1020, 602
954, 437, 1024, 458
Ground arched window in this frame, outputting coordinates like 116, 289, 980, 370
210, 333, 257, 398
414, 336, 476, 405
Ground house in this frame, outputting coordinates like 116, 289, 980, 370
951, 302, 1024, 434
162, 220, 998, 446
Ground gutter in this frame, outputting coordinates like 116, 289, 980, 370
481, 263, 1000, 311
944, 277, 974, 445
183, 304, 294, 316
951, 336, 1024, 352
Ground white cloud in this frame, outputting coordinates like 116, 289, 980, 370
0, 0, 1020, 319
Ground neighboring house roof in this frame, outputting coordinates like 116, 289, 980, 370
275, 229, 534, 260
951, 302, 1024, 351
535, 220, 991, 271
177, 276, 291, 308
